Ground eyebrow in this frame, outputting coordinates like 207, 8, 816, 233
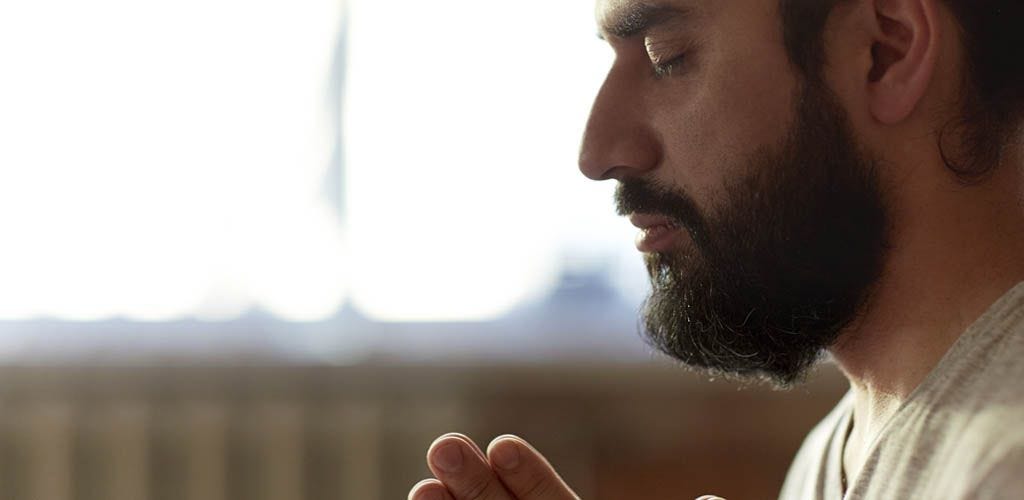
598, 2, 693, 40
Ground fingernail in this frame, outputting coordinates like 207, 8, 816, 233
491, 439, 520, 470
409, 480, 438, 500
411, 489, 443, 500
432, 442, 463, 473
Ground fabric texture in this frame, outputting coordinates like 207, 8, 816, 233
779, 282, 1024, 500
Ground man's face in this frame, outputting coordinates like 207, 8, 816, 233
582, 0, 890, 386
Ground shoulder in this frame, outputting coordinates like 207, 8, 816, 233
941, 399, 1024, 476
911, 328, 1024, 491
967, 444, 1024, 499
923, 283, 1024, 426
778, 392, 852, 500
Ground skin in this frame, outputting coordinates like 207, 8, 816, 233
409, 0, 1024, 498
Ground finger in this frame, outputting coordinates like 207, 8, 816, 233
428, 434, 515, 500
696, 496, 727, 500
441, 432, 488, 460
486, 435, 580, 500
408, 479, 456, 500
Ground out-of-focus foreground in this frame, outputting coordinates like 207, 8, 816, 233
0, 362, 846, 500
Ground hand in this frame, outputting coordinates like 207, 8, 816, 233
407, 432, 728, 500
408, 433, 580, 500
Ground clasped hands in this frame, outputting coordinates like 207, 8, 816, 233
408, 432, 726, 500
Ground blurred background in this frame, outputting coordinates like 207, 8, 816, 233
0, 0, 847, 498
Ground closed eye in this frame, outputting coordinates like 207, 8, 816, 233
652, 54, 687, 79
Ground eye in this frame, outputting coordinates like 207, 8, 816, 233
652, 53, 687, 79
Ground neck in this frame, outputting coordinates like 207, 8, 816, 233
830, 155, 1024, 444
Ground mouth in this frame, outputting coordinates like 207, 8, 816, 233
628, 214, 682, 253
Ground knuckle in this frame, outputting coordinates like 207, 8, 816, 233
520, 479, 561, 497
518, 471, 559, 498
461, 474, 500, 500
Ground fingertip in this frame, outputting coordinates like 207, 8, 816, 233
487, 436, 522, 470
408, 479, 453, 500
486, 434, 521, 454
492, 433, 523, 442
484, 435, 579, 499
429, 432, 467, 450
427, 434, 489, 476
429, 432, 486, 459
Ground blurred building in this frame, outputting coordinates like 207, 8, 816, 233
0, 363, 847, 500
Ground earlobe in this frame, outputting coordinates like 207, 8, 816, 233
867, 0, 941, 125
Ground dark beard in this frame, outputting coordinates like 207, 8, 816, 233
616, 83, 889, 388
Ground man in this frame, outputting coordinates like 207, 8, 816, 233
408, 0, 1024, 498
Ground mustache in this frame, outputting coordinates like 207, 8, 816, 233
614, 179, 709, 243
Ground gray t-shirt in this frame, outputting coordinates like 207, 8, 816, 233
779, 282, 1024, 500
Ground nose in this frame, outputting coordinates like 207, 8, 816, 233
578, 65, 661, 181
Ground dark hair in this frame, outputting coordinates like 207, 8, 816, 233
779, 0, 1024, 180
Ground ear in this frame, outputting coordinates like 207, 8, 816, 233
866, 0, 942, 124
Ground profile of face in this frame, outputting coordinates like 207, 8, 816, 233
581, 0, 890, 386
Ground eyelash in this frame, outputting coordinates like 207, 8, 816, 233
652, 54, 687, 79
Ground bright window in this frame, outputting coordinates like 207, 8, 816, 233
0, 0, 649, 359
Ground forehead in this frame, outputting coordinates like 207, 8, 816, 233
595, 0, 701, 38
595, 0, 790, 48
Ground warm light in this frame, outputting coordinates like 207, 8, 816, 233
344, 0, 618, 322
0, 0, 636, 325
0, 0, 347, 321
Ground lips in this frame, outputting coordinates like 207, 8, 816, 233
629, 214, 682, 253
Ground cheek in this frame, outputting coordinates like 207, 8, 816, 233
651, 0, 798, 203
652, 51, 796, 204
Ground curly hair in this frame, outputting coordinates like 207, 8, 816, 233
779, 0, 1024, 180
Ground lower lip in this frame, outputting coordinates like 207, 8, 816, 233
635, 225, 681, 253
